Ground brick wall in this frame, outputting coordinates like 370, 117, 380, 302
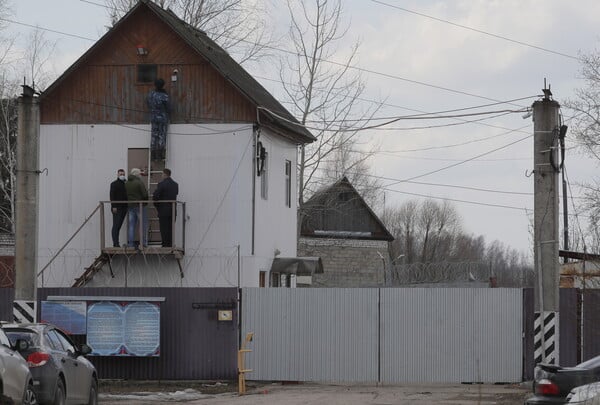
298, 237, 390, 287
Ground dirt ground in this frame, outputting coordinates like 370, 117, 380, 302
98, 380, 533, 404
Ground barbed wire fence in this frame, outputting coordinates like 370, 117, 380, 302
390, 260, 536, 287
38, 245, 241, 288
0, 259, 14, 287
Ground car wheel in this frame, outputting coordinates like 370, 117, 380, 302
23, 381, 37, 405
52, 378, 65, 405
87, 379, 98, 405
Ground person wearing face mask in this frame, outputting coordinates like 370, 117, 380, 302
109, 168, 128, 247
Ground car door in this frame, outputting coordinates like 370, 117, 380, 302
0, 328, 27, 402
46, 329, 82, 403
53, 329, 89, 403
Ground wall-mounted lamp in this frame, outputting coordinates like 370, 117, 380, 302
136, 45, 148, 56
171, 69, 179, 82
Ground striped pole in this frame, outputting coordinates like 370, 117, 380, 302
13, 300, 36, 323
534, 311, 559, 364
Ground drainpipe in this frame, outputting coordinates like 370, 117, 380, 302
251, 124, 259, 255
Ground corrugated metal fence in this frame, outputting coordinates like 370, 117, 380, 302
242, 288, 523, 383
0, 287, 238, 380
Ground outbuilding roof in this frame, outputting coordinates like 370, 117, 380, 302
301, 177, 394, 241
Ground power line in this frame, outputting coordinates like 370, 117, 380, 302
257, 72, 537, 133
376, 153, 530, 162
0, 17, 96, 42
317, 168, 534, 196
10, 5, 529, 106
370, 0, 579, 61
388, 135, 532, 184
258, 105, 527, 132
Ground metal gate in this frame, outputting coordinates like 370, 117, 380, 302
242, 287, 523, 383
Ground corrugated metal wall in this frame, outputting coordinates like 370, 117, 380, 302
241, 288, 379, 382
583, 289, 600, 361
38, 287, 238, 380
381, 288, 521, 383
243, 288, 523, 383
0, 288, 14, 321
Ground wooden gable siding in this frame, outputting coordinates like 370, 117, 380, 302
302, 185, 390, 239
41, 7, 256, 125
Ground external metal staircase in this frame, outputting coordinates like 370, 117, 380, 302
72, 253, 113, 287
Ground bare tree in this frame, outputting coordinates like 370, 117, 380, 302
105, 0, 274, 64
565, 50, 600, 252
383, 199, 533, 286
21, 26, 57, 92
279, 0, 383, 214
0, 74, 18, 234
0, 24, 56, 232
0, 1, 19, 234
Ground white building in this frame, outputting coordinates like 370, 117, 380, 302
36, 0, 315, 288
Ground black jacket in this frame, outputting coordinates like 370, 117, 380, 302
153, 177, 179, 217
110, 178, 128, 209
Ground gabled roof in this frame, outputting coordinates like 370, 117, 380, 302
41, 0, 315, 144
301, 177, 394, 241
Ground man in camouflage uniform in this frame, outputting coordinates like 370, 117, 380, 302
148, 78, 170, 160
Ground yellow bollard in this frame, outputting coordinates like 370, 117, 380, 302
238, 332, 254, 395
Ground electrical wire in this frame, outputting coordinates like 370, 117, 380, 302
8, 5, 529, 106
370, 0, 579, 61
258, 105, 528, 132
388, 135, 531, 185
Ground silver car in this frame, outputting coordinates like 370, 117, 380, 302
4, 323, 97, 405
0, 327, 36, 404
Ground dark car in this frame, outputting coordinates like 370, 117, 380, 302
0, 326, 36, 405
3, 323, 97, 405
526, 356, 600, 404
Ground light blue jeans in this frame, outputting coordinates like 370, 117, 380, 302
127, 205, 148, 247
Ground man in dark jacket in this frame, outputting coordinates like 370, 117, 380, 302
109, 169, 128, 247
126, 168, 149, 248
153, 168, 179, 247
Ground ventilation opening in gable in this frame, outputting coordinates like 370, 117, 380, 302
137, 64, 157, 83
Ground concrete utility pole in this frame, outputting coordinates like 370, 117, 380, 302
13, 85, 40, 323
532, 84, 560, 365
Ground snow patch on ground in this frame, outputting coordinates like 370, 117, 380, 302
100, 388, 214, 402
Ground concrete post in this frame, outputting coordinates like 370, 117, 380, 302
532, 88, 560, 364
13, 85, 40, 322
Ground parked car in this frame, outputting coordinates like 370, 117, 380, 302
0, 326, 36, 405
526, 356, 600, 404
567, 382, 600, 403
3, 323, 97, 405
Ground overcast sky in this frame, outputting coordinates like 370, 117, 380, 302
7, 0, 600, 258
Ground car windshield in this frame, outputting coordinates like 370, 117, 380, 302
4, 328, 40, 348
577, 355, 600, 369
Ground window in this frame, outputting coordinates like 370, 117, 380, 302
0, 329, 10, 347
285, 160, 291, 207
53, 329, 76, 354
45, 331, 64, 351
137, 64, 157, 83
261, 152, 268, 200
